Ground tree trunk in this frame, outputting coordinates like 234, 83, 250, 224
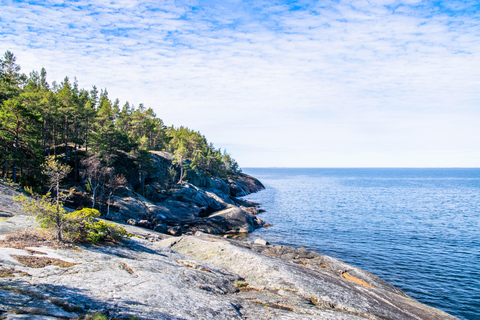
85, 118, 88, 153
74, 117, 78, 180
43, 118, 47, 157
178, 156, 184, 184
92, 184, 97, 209
64, 115, 68, 165
53, 123, 56, 157
107, 192, 112, 217
56, 179, 62, 241
12, 135, 18, 183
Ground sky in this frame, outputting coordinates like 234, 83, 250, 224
1, 0, 479, 167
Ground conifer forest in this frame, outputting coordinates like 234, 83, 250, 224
0, 51, 241, 193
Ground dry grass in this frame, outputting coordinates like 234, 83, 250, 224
120, 262, 134, 275
47, 297, 84, 313
11, 255, 78, 268
268, 303, 296, 312
0, 230, 75, 250
25, 248, 47, 255
177, 260, 213, 273
0, 267, 30, 278
235, 281, 259, 292
0, 230, 53, 249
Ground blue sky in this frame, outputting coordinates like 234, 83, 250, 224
1, 0, 479, 167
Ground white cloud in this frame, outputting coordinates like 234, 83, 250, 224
1, 0, 479, 167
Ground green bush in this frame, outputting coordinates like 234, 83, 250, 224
64, 208, 130, 244
14, 196, 130, 244
14, 193, 66, 231
84, 312, 108, 320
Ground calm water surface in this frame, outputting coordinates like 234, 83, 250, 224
241, 168, 480, 320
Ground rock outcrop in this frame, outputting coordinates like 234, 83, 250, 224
96, 151, 266, 236
60, 150, 265, 237
0, 185, 459, 320
0, 209, 458, 320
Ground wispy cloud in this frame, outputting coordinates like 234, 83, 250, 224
1, 0, 479, 166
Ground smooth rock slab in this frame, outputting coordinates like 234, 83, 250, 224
0, 235, 245, 320
159, 235, 459, 320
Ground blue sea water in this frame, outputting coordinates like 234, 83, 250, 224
241, 168, 480, 320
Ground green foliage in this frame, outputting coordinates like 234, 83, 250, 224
0, 51, 241, 194
14, 193, 65, 231
14, 196, 130, 244
84, 312, 108, 320
166, 126, 241, 180
40, 157, 72, 241
42, 156, 71, 187
1, 177, 16, 187
63, 208, 130, 244
22, 185, 42, 196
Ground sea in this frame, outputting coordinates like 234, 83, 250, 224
241, 168, 480, 320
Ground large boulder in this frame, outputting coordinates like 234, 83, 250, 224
206, 177, 232, 195
228, 173, 265, 197
86, 152, 266, 235
106, 183, 230, 228
0, 181, 23, 218
168, 183, 226, 215
107, 193, 202, 226
191, 207, 265, 234
148, 151, 173, 185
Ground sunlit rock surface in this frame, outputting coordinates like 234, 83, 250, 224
0, 183, 458, 320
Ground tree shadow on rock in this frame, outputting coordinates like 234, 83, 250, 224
1, 279, 186, 320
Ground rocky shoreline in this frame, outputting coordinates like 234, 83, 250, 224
65, 151, 269, 237
0, 180, 459, 320
103, 171, 268, 236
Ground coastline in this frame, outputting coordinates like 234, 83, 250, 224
0, 180, 460, 320
241, 167, 479, 320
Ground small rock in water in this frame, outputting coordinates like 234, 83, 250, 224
254, 238, 269, 246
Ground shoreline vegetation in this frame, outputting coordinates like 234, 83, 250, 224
0, 50, 268, 235
0, 52, 459, 319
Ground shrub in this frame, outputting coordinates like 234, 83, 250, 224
84, 312, 108, 320
14, 196, 130, 244
14, 193, 66, 232
63, 208, 130, 244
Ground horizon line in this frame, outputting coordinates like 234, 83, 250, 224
241, 167, 480, 169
